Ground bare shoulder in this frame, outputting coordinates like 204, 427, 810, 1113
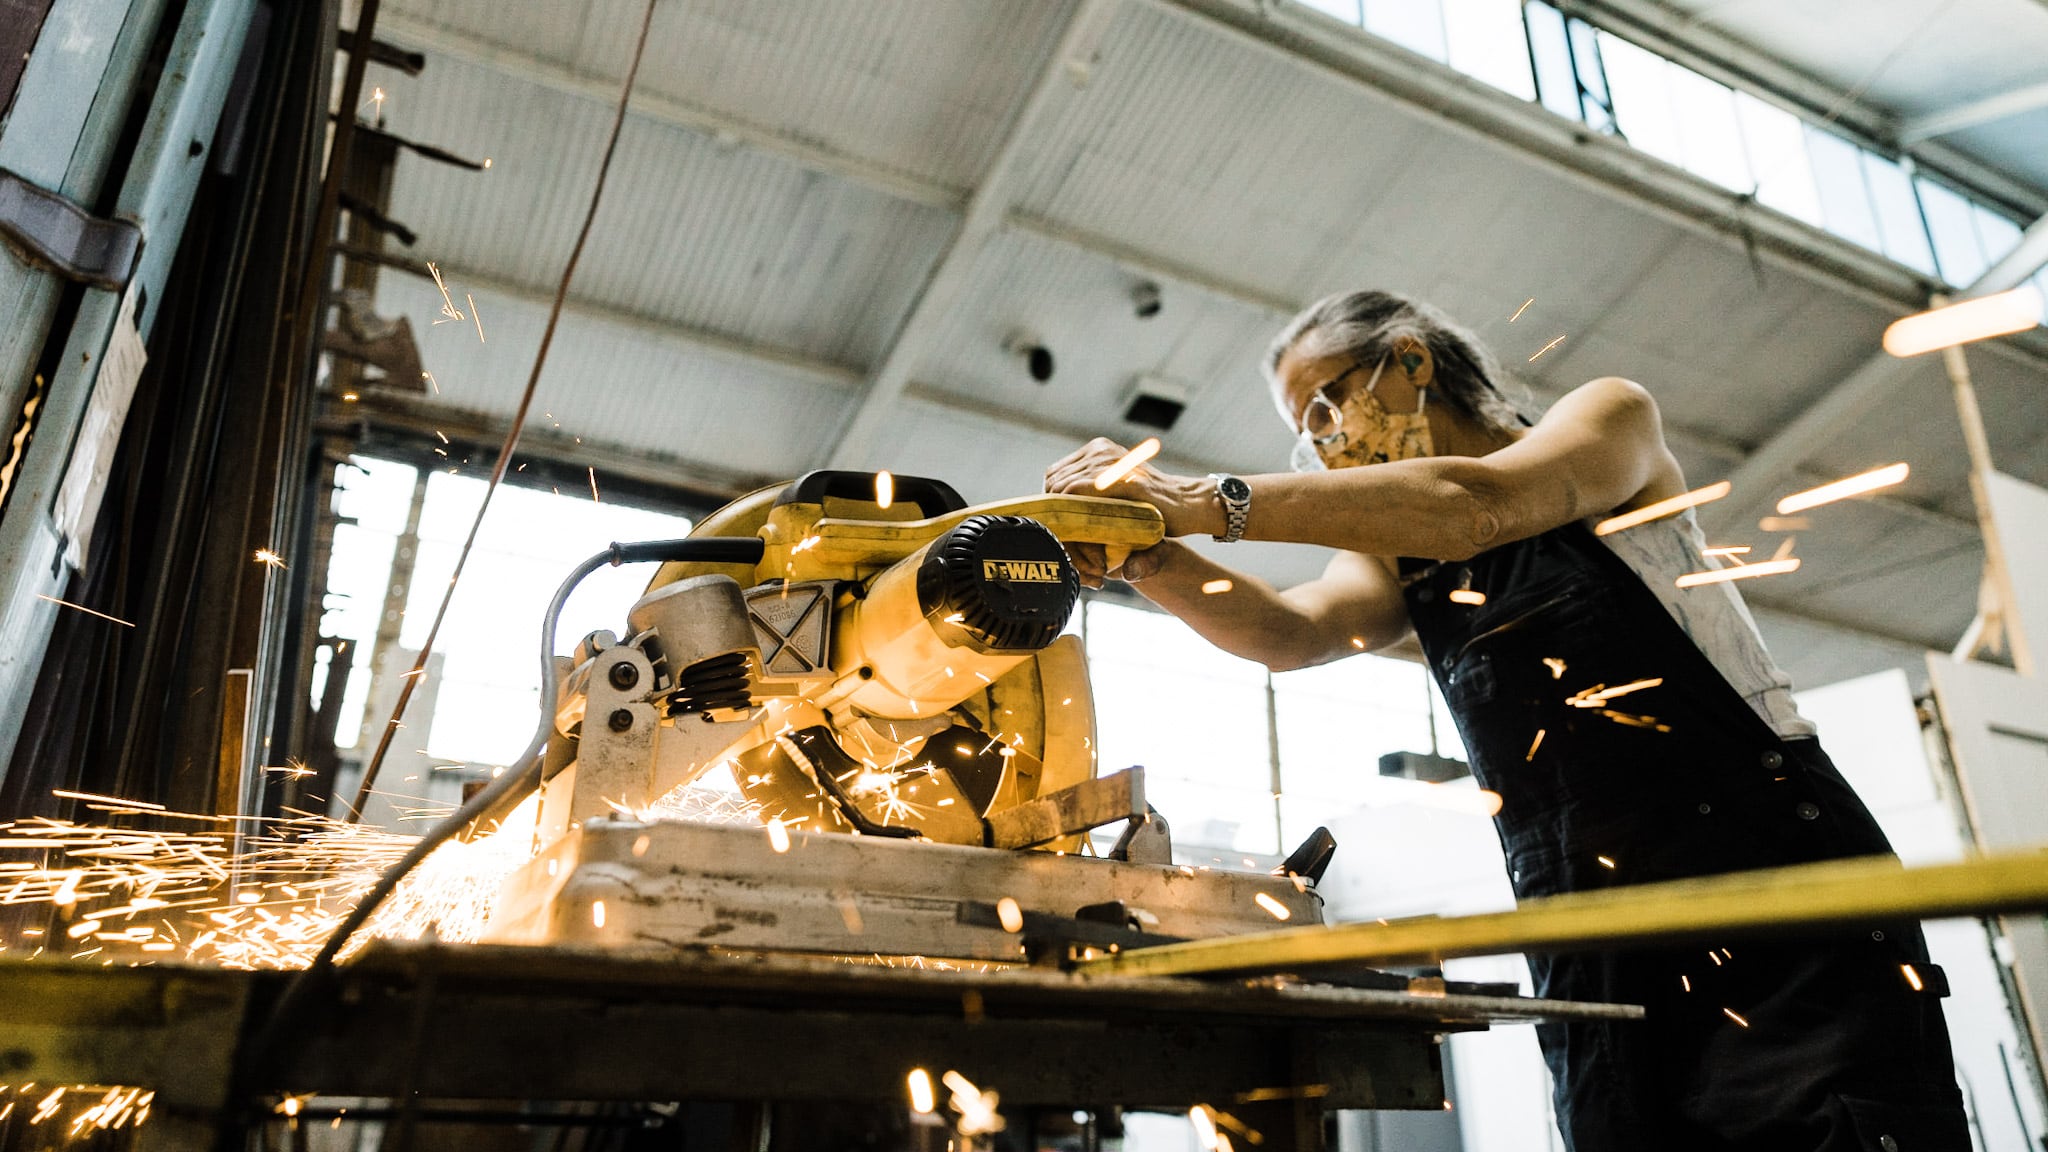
1546, 376, 1660, 429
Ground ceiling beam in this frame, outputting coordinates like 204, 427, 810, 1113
1901, 79, 2048, 146
822, 0, 1120, 470
354, 247, 864, 390
1702, 211, 2048, 535
371, 13, 967, 212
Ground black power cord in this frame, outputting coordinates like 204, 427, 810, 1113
251, 536, 764, 1059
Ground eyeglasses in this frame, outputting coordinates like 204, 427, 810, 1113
1288, 356, 1387, 471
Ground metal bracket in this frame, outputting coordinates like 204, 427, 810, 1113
0, 168, 142, 290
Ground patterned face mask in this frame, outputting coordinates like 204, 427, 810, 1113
1288, 356, 1433, 472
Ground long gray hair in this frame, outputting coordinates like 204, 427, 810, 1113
1263, 290, 1524, 432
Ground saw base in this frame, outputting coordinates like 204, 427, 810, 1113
485, 817, 1323, 960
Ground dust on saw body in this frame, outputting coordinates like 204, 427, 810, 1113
527, 470, 1164, 853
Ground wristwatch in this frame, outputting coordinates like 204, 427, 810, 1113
1208, 473, 1251, 543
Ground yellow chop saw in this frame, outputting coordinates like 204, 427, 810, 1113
484, 472, 1336, 962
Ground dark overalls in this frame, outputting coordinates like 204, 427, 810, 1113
1399, 519, 1969, 1151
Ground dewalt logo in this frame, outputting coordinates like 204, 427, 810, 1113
982, 559, 1063, 583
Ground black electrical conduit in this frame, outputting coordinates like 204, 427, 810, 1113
251, 536, 764, 1061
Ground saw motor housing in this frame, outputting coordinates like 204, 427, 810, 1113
522, 471, 1165, 855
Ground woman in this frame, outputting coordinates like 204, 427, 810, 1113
1044, 290, 1967, 1150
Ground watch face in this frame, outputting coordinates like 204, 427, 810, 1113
1219, 476, 1252, 502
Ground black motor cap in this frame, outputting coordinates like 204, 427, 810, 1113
916, 515, 1080, 654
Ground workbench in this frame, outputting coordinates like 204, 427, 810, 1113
0, 941, 1637, 1151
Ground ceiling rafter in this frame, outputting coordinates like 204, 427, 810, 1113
821, 0, 1121, 471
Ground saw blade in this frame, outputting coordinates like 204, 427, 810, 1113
733, 722, 999, 845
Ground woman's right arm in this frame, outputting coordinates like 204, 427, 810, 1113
1086, 541, 1411, 672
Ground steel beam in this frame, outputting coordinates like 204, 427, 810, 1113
1702, 220, 2048, 535
823, 0, 1118, 471
1901, 79, 2048, 147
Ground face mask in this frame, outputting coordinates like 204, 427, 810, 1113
1288, 357, 1433, 472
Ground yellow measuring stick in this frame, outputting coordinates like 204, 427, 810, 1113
1079, 848, 2048, 979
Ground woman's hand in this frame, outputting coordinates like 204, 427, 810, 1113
1043, 437, 1221, 538
1063, 539, 1176, 589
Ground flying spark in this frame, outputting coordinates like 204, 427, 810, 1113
1509, 298, 1533, 323
1594, 481, 1732, 536
426, 262, 465, 324
1597, 855, 1616, 869
34, 595, 133, 628
1774, 463, 1908, 515
1567, 678, 1664, 708
1722, 1007, 1750, 1027
1525, 729, 1545, 761
996, 896, 1024, 933
1903, 963, 1923, 991
1757, 515, 1809, 533
587, 467, 600, 503
907, 1068, 935, 1114
467, 293, 485, 343
1676, 558, 1799, 588
1253, 892, 1291, 920
254, 549, 288, 570
874, 470, 894, 510
1448, 588, 1486, 605
1201, 579, 1233, 594
1542, 657, 1566, 679
765, 817, 791, 853
1190, 1105, 1219, 1150
1527, 335, 1567, 362
1702, 545, 1751, 558
1092, 438, 1162, 490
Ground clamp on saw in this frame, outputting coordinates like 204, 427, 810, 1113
484, 471, 1336, 963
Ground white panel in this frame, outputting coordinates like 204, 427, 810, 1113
1984, 471, 2048, 675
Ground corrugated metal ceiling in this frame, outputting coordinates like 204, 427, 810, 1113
351, 0, 2048, 665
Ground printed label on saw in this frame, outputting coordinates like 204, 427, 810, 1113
982, 559, 1062, 583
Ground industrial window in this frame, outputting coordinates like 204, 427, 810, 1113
1862, 153, 1938, 276
1805, 127, 1884, 252
1734, 91, 1821, 226
318, 457, 695, 794
1441, 0, 1536, 101
1294, 0, 2040, 309
1082, 598, 1469, 860
1919, 176, 1991, 286
1362, 0, 1448, 62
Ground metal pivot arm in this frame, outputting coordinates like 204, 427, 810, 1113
1080, 847, 2048, 978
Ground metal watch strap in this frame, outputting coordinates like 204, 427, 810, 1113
1209, 473, 1249, 543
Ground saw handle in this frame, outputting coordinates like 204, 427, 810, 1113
775, 470, 968, 519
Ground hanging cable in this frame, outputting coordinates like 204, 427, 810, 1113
346, 0, 662, 820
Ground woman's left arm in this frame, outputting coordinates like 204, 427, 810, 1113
1047, 377, 1677, 562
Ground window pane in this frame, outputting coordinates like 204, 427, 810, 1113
1567, 18, 1614, 132
399, 473, 697, 766
1805, 126, 1881, 251
1972, 204, 2024, 271
322, 458, 420, 749
1293, 0, 1361, 24
1666, 65, 1750, 191
1734, 92, 1820, 225
1918, 177, 1988, 286
1364, 0, 1448, 61
1523, 2, 1581, 122
1084, 602, 1278, 854
1861, 153, 1936, 275
1597, 31, 1683, 166
2035, 270, 2048, 326
1443, 0, 1535, 100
